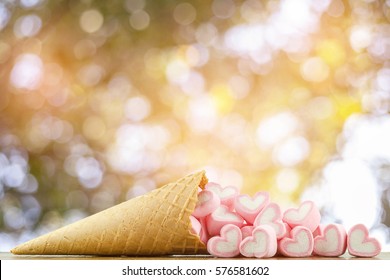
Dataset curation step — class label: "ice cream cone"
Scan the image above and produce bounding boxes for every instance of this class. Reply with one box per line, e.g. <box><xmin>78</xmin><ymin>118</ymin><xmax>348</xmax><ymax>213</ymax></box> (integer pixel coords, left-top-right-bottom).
<box><xmin>11</xmin><ymin>170</ymin><xmax>208</xmax><ymax>255</ymax></box>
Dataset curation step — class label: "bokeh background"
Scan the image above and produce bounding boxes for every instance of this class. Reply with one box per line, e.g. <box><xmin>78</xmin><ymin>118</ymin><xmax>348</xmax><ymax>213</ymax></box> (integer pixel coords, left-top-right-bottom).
<box><xmin>0</xmin><ymin>0</ymin><xmax>389</xmax><ymax>251</ymax></box>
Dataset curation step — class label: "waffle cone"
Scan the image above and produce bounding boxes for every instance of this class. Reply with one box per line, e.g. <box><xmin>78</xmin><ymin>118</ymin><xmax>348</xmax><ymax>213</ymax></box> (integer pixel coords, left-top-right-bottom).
<box><xmin>11</xmin><ymin>171</ymin><xmax>208</xmax><ymax>255</ymax></box>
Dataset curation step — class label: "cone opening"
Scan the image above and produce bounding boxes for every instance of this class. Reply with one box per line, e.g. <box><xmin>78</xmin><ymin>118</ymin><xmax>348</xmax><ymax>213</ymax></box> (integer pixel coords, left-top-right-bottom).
<box><xmin>186</xmin><ymin>171</ymin><xmax>208</xmax><ymax>246</ymax></box>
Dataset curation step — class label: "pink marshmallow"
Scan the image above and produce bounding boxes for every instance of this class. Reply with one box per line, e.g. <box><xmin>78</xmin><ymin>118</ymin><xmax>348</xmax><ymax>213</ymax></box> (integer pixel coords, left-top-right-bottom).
<box><xmin>313</xmin><ymin>223</ymin><xmax>347</xmax><ymax>257</ymax></box>
<box><xmin>206</xmin><ymin>183</ymin><xmax>238</xmax><ymax>209</ymax></box>
<box><xmin>206</xmin><ymin>205</ymin><xmax>245</xmax><ymax>237</ymax></box>
<box><xmin>254</xmin><ymin>202</ymin><xmax>286</xmax><ymax>239</ymax></box>
<box><xmin>189</xmin><ymin>216</ymin><xmax>210</xmax><ymax>245</ymax></box>
<box><xmin>313</xmin><ymin>224</ymin><xmax>326</xmax><ymax>237</ymax></box>
<box><xmin>275</xmin><ymin>224</ymin><xmax>292</xmax><ymax>256</ymax></box>
<box><xmin>189</xmin><ymin>215</ymin><xmax>201</xmax><ymax>236</ymax></box>
<box><xmin>347</xmin><ymin>224</ymin><xmax>381</xmax><ymax>258</ymax></box>
<box><xmin>192</xmin><ymin>189</ymin><xmax>220</xmax><ymax>218</ymax></box>
<box><xmin>241</xmin><ymin>225</ymin><xmax>254</xmax><ymax>240</ymax></box>
<box><xmin>239</xmin><ymin>225</ymin><xmax>277</xmax><ymax>258</ymax></box>
<box><xmin>234</xmin><ymin>191</ymin><xmax>270</xmax><ymax>224</ymax></box>
<box><xmin>282</xmin><ymin>222</ymin><xmax>292</xmax><ymax>238</ymax></box>
<box><xmin>198</xmin><ymin>217</ymin><xmax>209</xmax><ymax>245</ymax></box>
<box><xmin>207</xmin><ymin>224</ymin><xmax>242</xmax><ymax>257</ymax></box>
<box><xmin>282</xmin><ymin>200</ymin><xmax>321</xmax><ymax>232</ymax></box>
<box><xmin>279</xmin><ymin>226</ymin><xmax>314</xmax><ymax>257</ymax></box>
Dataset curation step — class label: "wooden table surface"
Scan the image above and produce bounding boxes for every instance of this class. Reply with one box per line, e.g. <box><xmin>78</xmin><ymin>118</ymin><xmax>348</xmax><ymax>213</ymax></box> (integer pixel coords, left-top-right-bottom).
<box><xmin>1</xmin><ymin>252</ymin><xmax>389</xmax><ymax>260</ymax></box>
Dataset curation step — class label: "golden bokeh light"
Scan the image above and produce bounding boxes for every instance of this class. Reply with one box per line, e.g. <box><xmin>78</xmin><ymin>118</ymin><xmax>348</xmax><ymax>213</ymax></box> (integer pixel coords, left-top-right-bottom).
<box><xmin>0</xmin><ymin>0</ymin><xmax>389</xmax><ymax>250</ymax></box>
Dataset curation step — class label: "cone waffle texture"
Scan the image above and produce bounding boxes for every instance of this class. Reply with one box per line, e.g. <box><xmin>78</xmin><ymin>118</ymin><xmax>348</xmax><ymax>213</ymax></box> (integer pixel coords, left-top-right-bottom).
<box><xmin>11</xmin><ymin>171</ymin><xmax>208</xmax><ymax>255</ymax></box>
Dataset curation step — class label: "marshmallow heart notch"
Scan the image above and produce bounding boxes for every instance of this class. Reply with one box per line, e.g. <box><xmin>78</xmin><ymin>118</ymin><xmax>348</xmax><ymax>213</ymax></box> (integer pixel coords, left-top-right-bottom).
<box><xmin>347</xmin><ymin>224</ymin><xmax>381</xmax><ymax>258</ymax></box>
<box><xmin>234</xmin><ymin>192</ymin><xmax>270</xmax><ymax>224</ymax></box>
<box><xmin>279</xmin><ymin>226</ymin><xmax>314</xmax><ymax>257</ymax></box>
<box><xmin>282</xmin><ymin>201</ymin><xmax>321</xmax><ymax>232</ymax></box>
<box><xmin>239</xmin><ymin>225</ymin><xmax>277</xmax><ymax>258</ymax></box>
<box><xmin>207</xmin><ymin>224</ymin><xmax>242</xmax><ymax>258</ymax></box>
<box><xmin>313</xmin><ymin>224</ymin><xmax>347</xmax><ymax>257</ymax></box>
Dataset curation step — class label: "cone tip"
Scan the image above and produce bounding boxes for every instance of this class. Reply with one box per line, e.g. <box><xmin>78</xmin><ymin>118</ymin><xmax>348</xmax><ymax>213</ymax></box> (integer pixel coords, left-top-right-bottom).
<box><xmin>10</xmin><ymin>247</ymin><xmax>20</xmax><ymax>255</ymax></box>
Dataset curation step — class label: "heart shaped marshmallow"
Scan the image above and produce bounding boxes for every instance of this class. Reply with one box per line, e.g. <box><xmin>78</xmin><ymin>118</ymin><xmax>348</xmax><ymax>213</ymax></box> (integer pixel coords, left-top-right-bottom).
<box><xmin>206</xmin><ymin>205</ymin><xmax>245</xmax><ymax>236</ymax></box>
<box><xmin>283</xmin><ymin>200</ymin><xmax>321</xmax><ymax>232</ymax></box>
<box><xmin>234</xmin><ymin>191</ymin><xmax>270</xmax><ymax>224</ymax></box>
<box><xmin>347</xmin><ymin>224</ymin><xmax>381</xmax><ymax>257</ymax></box>
<box><xmin>239</xmin><ymin>225</ymin><xmax>277</xmax><ymax>258</ymax></box>
<box><xmin>313</xmin><ymin>223</ymin><xmax>347</xmax><ymax>257</ymax></box>
<box><xmin>253</xmin><ymin>202</ymin><xmax>286</xmax><ymax>239</ymax></box>
<box><xmin>192</xmin><ymin>189</ymin><xmax>220</xmax><ymax>218</ymax></box>
<box><xmin>206</xmin><ymin>183</ymin><xmax>238</xmax><ymax>209</ymax></box>
<box><xmin>207</xmin><ymin>224</ymin><xmax>242</xmax><ymax>257</ymax></box>
<box><xmin>279</xmin><ymin>226</ymin><xmax>314</xmax><ymax>257</ymax></box>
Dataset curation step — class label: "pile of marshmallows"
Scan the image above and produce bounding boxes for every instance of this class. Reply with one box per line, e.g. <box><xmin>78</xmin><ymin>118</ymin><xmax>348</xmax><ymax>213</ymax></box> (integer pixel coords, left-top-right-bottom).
<box><xmin>190</xmin><ymin>182</ymin><xmax>382</xmax><ymax>258</ymax></box>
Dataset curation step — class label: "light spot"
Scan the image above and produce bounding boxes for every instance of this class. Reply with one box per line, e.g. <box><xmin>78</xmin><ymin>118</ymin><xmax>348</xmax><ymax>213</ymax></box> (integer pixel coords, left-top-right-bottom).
<box><xmin>124</xmin><ymin>96</ymin><xmax>151</xmax><ymax>122</ymax></box>
<box><xmin>80</xmin><ymin>9</ymin><xmax>104</xmax><ymax>33</ymax></box>
<box><xmin>129</xmin><ymin>10</ymin><xmax>150</xmax><ymax>30</ymax></box>
<box><xmin>39</xmin><ymin>116</ymin><xmax>64</xmax><ymax>141</ymax></box>
<box><xmin>4</xmin><ymin>207</ymin><xmax>25</xmax><ymax>230</ymax></box>
<box><xmin>2</xmin><ymin>164</ymin><xmax>26</xmax><ymax>188</ymax></box>
<box><xmin>180</xmin><ymin>70</ymin><xmax>205</xmax><ymax>96</ymax></box>
<box><xmin>76</xmin><ymin>157</ymin><xmax>103</xmax><ymax>189</ymax></box>
<box><xmin>224</xmin><ymin>24</ymin><xmax>265</xmax><ymax>56</ymax></box>
<box><xmin>185</xmin><ymin>44</ymin><xmax>209</xmax><ymax>67</ymax></box>
<box><xmin>173</xmin><ymin>3</ymin><xmax>196</xmax><ymax>25</ymax></box>
<box><xmin>10</xmin><ymin>54</ymin><xmax>43</xmax><ymax>90</ymax></box>
<box><xmin>256</xmin><ymin>112</ymin><xmax>299</xmax><ymax>147</ymax></box>
<box><xmin>0</xmin><ymin>3</ymin><xmax>11</xmax><ymax>31</ymax></box>
<box><xmin>276</xmin><ymin>168</ymin><xmax>300</xmax><ymax>194</ymax></box>
<box><xmin>273</xmin><ymin>137</ymin><xmax>310</xmax><ymax>166</ymax></box>
<box><xmin>20</xmin><ymin>0</ymin><xmax>43</xmax><ymax>8</ymax></box>
<box><xmin>376</xmin><ymin>68</ymin><xmax>390</xmax><ymax>91</ymax></box>
<box><xmin>14</xmin><ymin>14</ymin><xmax>42</xmax><ymax>38</ymax></box>
<box><xmin>186</xmin><ymin>96</ymin><xmax>218</xmax><ymax>132</ymax></box>
<box><xmin>77</xmin><ymin>64</ymin><xmax>105</xmax><ymax>86</ymax></box>
<box><xmin>195</xmin><ymin>23</ymin><xmax>218</xmax><ymax>46</ymax></box>
<box><xmin>166</xmin><ymin>59</ymin><xmax>190</xmax><ymax>85</ymax></box>
<box><xmin>349</xmin><ymin>25</ymin><xmax>372</xmax><ymax>52</ymax></box>
<box><xmin>300</xmin><ymin>57</ymin><xmax>329</xmax><ymax>82</ymax></box>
